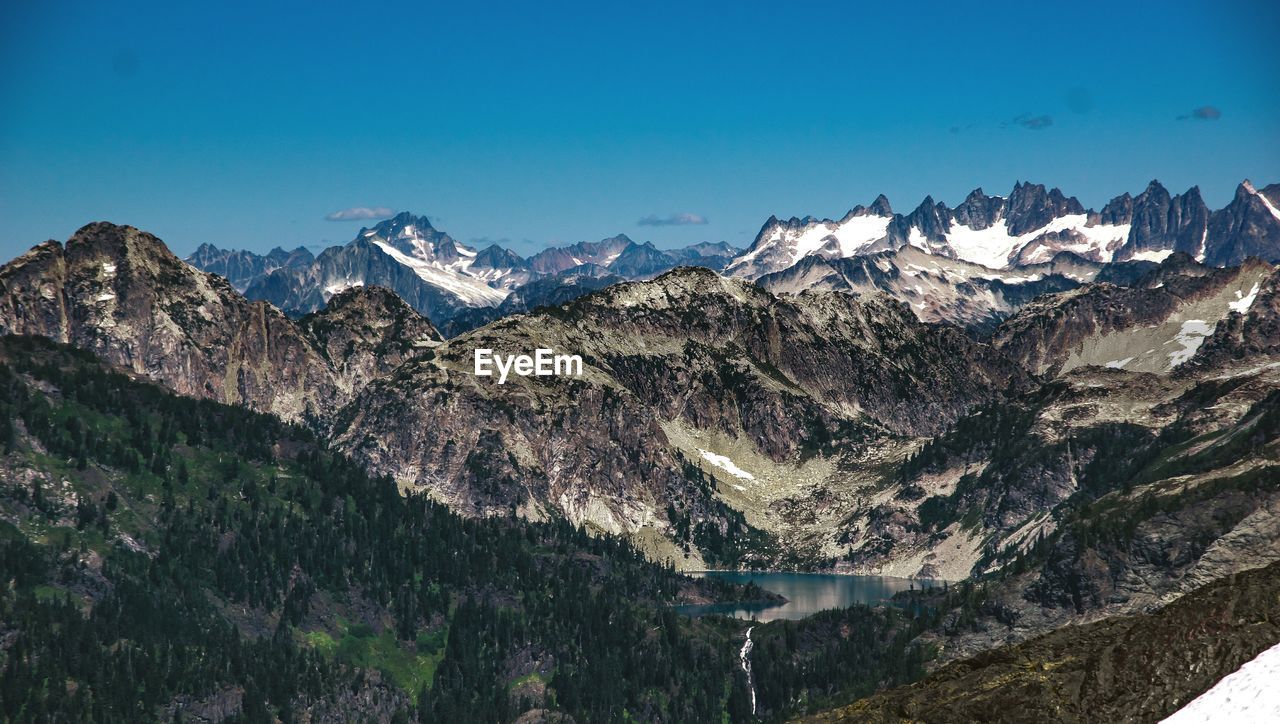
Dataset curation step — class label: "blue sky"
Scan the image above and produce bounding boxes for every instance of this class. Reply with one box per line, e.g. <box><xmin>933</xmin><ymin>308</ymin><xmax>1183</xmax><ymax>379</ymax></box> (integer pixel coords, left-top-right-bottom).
<box><xmin>2</xmin><ymin>0</ymin><xmax>1278</xmax><ymax>260</ymax></box>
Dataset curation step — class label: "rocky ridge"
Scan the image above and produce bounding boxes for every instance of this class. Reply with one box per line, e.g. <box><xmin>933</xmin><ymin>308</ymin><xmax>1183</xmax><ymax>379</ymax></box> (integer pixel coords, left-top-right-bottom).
<box><xmin>0</xmin><ymin>222</ymin><xmax>437</xmax><ymax>422</ymax></box>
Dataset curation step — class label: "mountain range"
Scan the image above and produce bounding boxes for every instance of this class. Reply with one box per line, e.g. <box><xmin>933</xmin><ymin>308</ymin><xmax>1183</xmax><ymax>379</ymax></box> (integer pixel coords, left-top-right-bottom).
<box><xmin>3</xmin><ymin>213</ymin><xmax>1276</xmax><ymax>577</ymax></box>
<box><xmin>187</xmin><ymin>212</ymin><xmax>740</xmax><ymax>331</ymax></box>
<box><xmin>187</xmin><ymin>180</ymin><xmax>1280</xmax><ymax>337</ymax></box>
<box><xmin>1</xmin><ymin>179</ymin><xmax>1278</xmax><ymax>720</ymax></box>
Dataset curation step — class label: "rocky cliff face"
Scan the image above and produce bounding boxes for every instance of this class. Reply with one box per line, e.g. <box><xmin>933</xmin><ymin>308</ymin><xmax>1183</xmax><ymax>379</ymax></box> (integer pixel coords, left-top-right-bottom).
<box><xmin>1113</xmin><ymin>181</ymin><xmax>1210</xmax><ymax>261</ymax></box>
<box><xmin>811</xmin><ymin>250</ymin><xmax>1280</xmax><ymax>593</ymax></box>
<box><xmin>757</xmin><ymin>245</ymin><xmax>1100</xmax><ymax>332</ymax></box>
<box><xmin>0</xmin><ymin>223</ymin><xmax>445</xmax><ymax>423</ymax></box>
<box><xmin>186</xmin><ymin>243</ymin><xmax>315</xmax><ymax>291</ymax></box>
<box><xmin>991</xmin><ymin>255</ymin><xmax>1275</xmax><ymax>376</ymax></box>
<box><xmin>0</xmin><ymin>222</ymin><xmax>340</xmax><ymax>421</ymax></box>
<box><xmin>327</xmin><ymin>267</ymin><xmax>1025</xmax><ymax>565</ymax></box>
<box><xmin>299</xmin><ymin>285</ymin><xmax>441</xmax><ymax>394</ymax></box>
<box><xmin>1204</xmin><ymin>181</ymin><xmax>1280</xmax><ymax>267</ymax></box>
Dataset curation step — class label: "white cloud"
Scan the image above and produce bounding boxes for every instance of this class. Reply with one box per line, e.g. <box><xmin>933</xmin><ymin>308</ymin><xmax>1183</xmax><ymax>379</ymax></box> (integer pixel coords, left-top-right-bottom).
<box><xmin>325</xmin><ymin>206</ymin><xmax>396</xmax><ymax>221</ymax></box>
<box><xmin>638</xmin><ymin>212</ymin><xmax>709</xmax><ymax>227</ymax></box>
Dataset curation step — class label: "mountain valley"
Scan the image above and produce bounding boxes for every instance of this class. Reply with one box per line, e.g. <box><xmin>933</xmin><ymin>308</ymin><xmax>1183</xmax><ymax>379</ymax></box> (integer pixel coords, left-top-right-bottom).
<box><xmin>1</xmin><ymin>180</ymin><xmax>1277</xmax><ymax>721</ymax></box>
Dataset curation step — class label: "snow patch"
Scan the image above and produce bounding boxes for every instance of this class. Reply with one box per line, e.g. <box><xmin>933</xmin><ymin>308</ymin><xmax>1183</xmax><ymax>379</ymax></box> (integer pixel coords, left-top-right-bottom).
<box><xmin>1130</xmin><ymin>249</ymin><xmax>1175</xmax><ymax>263</ymax></box>
<box><xmin>698</xmin><ymin>449</ymin><xmax>755</xmax><ymax>480</ymax></box>
<box><xmin>1104</xmin><ymin>357</ymin><xmax>1134</xmax><ymax>369</ymax></box>
<box><xmin>1161</xmin><ymin>641</ymin><xmax>1280</xmax><ymax>723</ymax></box>
<box><xmin>371</xmin><ymin>240</ymin><xmax>508</xmax><ymax>306</ymax></box>
<box><xmin>943</xmin><ymin>216</ymin><xmax>1128</xmax><ymax>268</ymax></box>
<box><xmin>1167</xmin><ymin>320</ymin><xmax>1216</xmax><ymax>367</ymax></box>
<box><xmin>1229</xmin><ymin>283</ymin><xmax>1260</xmax><ymax>314</ymax></box>
<box><xmin>324</xmin><ymin>279</ymin><xmax>364</xmax><ymax>296</ymax></box>
<box><xmin>979</xmin><ymin>273</ymin><xmax>1043</xmax><ymax>284</ymax></box>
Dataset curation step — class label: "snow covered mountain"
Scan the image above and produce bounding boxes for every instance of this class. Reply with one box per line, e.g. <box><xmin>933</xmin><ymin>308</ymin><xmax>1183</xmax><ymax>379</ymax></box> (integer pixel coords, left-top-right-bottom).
<box><xmin>347</xmin><ymin>212</ymin><xmax>517</xmax><ymax>305</ymax></box>
<box><xmin>189</xmin><ymin>219</ymin><xmax>741</xmax><ymax>329</ymax></box>
<box><xmin>182</xmin><ymin>180</ymin><xmax>1278</xmax><ymax>332</ymax></box>
<box><xmin>725</xmin><ymin>195</ymin><xmax>897</xmax><ymax>280</ymax></box>
<box><xmin>727</xmin><ymin>180</ymin><xmax>1280</xmax><ymax>281</ymax></box>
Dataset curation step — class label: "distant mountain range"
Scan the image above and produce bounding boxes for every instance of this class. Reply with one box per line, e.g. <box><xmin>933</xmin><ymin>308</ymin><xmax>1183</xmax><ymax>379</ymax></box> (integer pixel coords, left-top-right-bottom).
<box><xmin>728</xmin><ymin>179</ymin><xmax>1280</xmax><ymax>278</ymax></box>
<box><xmin>187</xmin><ymin>213</ymin><xmax>740</xmax><ymax>331</ymax></box>
<box><xmin>186</xmin><ymin>180</ymin><xmax>1280</xmax><ymax>336</ymax></box>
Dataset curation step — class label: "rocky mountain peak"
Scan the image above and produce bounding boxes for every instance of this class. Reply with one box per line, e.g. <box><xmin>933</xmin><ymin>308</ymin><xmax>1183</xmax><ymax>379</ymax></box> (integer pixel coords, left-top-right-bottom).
<box><xmin>897</xmin><ymin>196</ymin><xmax>953</xmax><ymax>246</ymax></box>
<box><xmin>953</xmin><ymin>187</ymin><xmax>1006</xmax><ymax>231</ymax></box>
<box><xmin>358</xmin><ymin>211</ymin><xmax>469</xmax><ymax>264</ymax></box>
<box><xmin>376</xmin><ymin>210</ymin><xmax>434</xmax><ymax>233</ymax></box>
<box><xmin>311</xmin><ymin>284</ymin><xmax>440</xmax><ymax>337</ymax></box>
<box><xmin>300</xmin><ymin>285</ymin><xmax>441</xmax><ymax>390</ymax></box>
<box><xmin>471</xmin><ymin>244</ymin><xmax>530</xmax><ymax>272</ymax></box>
<box><xmin>869</xmin><ymin>194</ymin><xmax>893</xmax><ymax>216</ymax></box>
<box><xmin>0</xmin><ymin>222</ymin><xmax>342</xmax><ymax>421</ymax></box>
<box><xmin>1097</xmin><ymin>192</ymin><xmax>1134</xmax><ymax>226</ymax></box>
<box><xmin>1203</xmin><ymin>180</ymin><xmax>1280</xmax><ymax>266</ymax></box>
<box><xmin>1005</xmin><ymin>181</ymin><xmax>1086</xmax><ymax>236</ymax></box>
<box><xmin>67</xmin><ymin>221</ymin><xmax>175</xmax><ymax>265</ymax></box>
<box><xmin>679</xmin><ymin>241</ymin><xmax>738</xmax><ymax>257</ymax></box>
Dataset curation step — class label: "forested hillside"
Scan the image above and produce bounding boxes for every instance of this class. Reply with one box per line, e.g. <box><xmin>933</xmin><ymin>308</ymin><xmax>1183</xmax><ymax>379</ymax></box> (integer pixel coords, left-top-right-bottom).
<box><xmin>0</xmin><ymin>336</ymin><xmax>943</xmax><ymax>722</ymax></box>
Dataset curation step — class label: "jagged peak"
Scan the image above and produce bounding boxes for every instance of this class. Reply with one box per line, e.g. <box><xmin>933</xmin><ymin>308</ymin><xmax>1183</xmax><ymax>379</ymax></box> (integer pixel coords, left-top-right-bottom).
<box><xmin>388</xmin><ymin>210</ymin><xmax>432</xmax><ymax>228</ymax></box>
<box><xmin>472</xmin><ymin>244</ymin><xmax>528</xmax><ymax>269</ymax></box>
<box><xmin>360</xmin><ymin>211</ymin><xmax>437</xmax><ymax>240</ymax></box>
<box><xmin>869</xmin><ymin>194</ymin><xmax>893</xmax><ymax>216</ymax></box>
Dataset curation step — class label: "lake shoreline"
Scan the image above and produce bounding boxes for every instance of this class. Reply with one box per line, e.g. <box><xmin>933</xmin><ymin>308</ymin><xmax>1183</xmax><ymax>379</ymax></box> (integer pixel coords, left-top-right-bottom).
<box><xmin>675</xmin><ymin>570</ymin><xmax>945</xmax><ymax>622</ymax></box>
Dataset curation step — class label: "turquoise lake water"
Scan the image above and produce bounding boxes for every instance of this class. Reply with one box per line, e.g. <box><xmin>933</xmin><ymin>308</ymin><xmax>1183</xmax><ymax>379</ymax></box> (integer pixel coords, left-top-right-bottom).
<box><xmin>675</xmin><ymin>571</ymin><xmax>940</xmax><ymax>622</ymax></box>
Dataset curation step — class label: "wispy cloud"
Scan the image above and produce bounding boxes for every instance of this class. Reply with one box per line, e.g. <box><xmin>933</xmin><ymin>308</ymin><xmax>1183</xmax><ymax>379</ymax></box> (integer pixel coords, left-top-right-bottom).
<box><xmin>637</xmin><ymin>212</ymin><xmax>708</xmax><ymax>227</ymax></box>
<box><xmin>1177</xmin><ymin>105</ymin><xmax>1221</xmax><ymax>121</ymax></box>
<box><xmin>325</xmin><ymin>206</ymin><xmax>395</xmax><ymax>221</ymax></box>
<box><xmin>1004</xmin><ymin>113</ymin><xmax>1054</xmax><ymax>131</ymax></box>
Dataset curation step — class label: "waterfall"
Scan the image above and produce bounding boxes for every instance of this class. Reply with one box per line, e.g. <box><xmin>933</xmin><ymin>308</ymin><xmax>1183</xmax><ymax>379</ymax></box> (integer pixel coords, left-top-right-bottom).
<box><xmin>740</xmin><ymin>625</ymin><xmax>757</xmax><ymax>717</ymax></box>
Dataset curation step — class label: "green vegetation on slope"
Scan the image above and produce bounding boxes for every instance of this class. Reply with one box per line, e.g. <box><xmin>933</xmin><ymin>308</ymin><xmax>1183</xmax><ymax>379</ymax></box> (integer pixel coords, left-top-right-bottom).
<box><xmin>0</xmin><ymin>336</ymin><xmax>948</xmax><ymax>722</ymax></box>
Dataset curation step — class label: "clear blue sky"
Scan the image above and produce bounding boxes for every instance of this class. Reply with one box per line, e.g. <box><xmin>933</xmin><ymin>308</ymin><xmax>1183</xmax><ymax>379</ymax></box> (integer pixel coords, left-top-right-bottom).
<box><xmin>2</xmin><ymin>0</ymin><xmax>1278</xmax><ymax>260</ymax></box>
